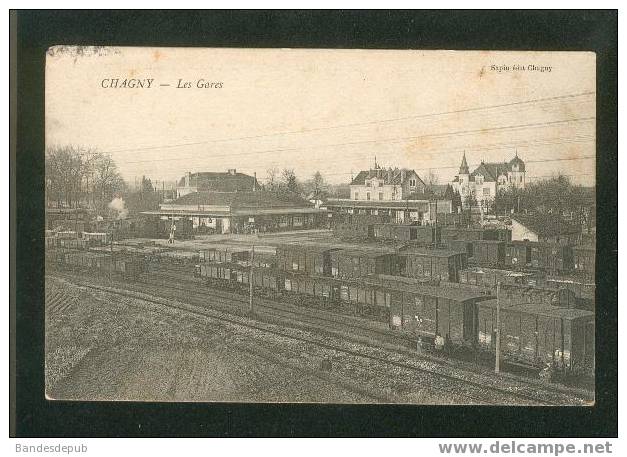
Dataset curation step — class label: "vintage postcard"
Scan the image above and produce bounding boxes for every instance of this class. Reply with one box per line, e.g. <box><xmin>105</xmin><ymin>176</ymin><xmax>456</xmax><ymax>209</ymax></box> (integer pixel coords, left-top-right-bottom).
<box><xmin>44</xmin><ymin>47</ymin><xmax>595</xmax><ymax>405</ymax></box>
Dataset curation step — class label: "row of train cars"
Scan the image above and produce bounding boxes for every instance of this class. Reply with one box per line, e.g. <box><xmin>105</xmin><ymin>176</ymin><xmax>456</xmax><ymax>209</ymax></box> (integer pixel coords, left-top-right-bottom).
<box><xmin>45</xmin><ymin>225</ymin><xmax>596</xmax><ymax>377</ymax></box>
<box><xmin>334</xmin><ymin>217</ymin><xmax>596</xmax><ymax>281</ymax></box>
<box><xmin>195</xmin><ymin>237</ymin><xmax>595</xmax><ymax>376</ymax></box>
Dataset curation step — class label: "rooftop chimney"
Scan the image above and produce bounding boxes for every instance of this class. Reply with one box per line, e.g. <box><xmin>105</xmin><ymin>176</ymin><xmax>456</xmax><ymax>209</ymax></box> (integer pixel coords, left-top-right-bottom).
<box><xmin>228</xmin><ymin>168</ymin><xmax>237</xmax><ymax>175</ymax></box>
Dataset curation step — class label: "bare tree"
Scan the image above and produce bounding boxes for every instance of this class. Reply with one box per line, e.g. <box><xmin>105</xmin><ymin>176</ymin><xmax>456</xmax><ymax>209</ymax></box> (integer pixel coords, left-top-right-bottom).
<box><xmin>92</xmin><ymin>153</ymin><xmax>125</xmax><ymax>213</ymax></box>
<box><xmin>45</xmin><ymin>145</ymin><xmax>86</xmax><ymax>208</ymax></box>
<box><xmin>311</xmin><ymin>171</ymin><xmax>327</xmax><ymax>198</ymax></box>
<box><xmin>266</xmin><ymin>167</ymin><xmax>280</xmax><ymax>191</ymax></box>
<box><xmin>281</xmin><ymin>168</ymin><xmax>300</xmax><ymax>194</ymax></box>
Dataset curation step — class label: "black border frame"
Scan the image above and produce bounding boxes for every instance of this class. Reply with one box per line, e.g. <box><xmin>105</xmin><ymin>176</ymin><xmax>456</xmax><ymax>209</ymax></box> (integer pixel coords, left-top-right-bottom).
<box><xmin>12</xmin><ymin>10</ymin><xmax>618</xmax><ymax>437</ymax></box>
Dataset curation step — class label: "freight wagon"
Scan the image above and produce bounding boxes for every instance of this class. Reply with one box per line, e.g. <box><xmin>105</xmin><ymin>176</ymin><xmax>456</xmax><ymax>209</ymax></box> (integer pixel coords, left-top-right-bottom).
<box><xmin>198</xmin><ymin>261</ymin><xmax>283</xmax><ymax>297</ymax></box>
<box><xmin>193</xmin><ymin>256</ymin><xmax>595</xmax><ymax>375</ymax></box>
<box><xmin>81</xmin><ymin>232</ymin><xmax>110</xmax><ymax>246</ymax></box>
<box><xmin>275</xmin><ymin>243</ymin><xmax>341</xmax><ymax>276</ymax></box>
<box><xmin>470</xmin><ymin>240</ymin><xmax>506</xmax><ymax>267</ymax></box>
<box><xmin>372</xmin><ymin>223</ymin><xmax>440</xmax><ymax>245</ymax></box>
<box><xmin>441</xmin><ymin>227</ymin><xmax>485</xmax><ymax>242</ymax></box>
<box><xmin>572</xmin><ymin>244</ymin><xmax>595</xmax><ymax>280</ymax></box>
<box><xmin>460</xmin><ymin>267</ymin><xmax>541</xmax><ymax>288</ymax></box>
<box><xmin>529</xmin><ymin>242</ymin><xmax>573</xmax><ymax>275</ymax></box>
<box><xmin>45</xmin><ymin>236</ymin><xmax>57</xmax><ymax>250</ymax></box>
<box><xmin>482</xmin><ymin>228</ymin><xmax>512</xmax><ymax>242</ymax></box>
<box><xmin>504</xmin><ymin>240</ymin><xmax>532</xmax><ymax>268</ymax></box>
<box><xmin>330</xmin><ymin>247</ymin><xmax>401</xmax><ymax>280</ymax></box>
<box><xmin>280</xmin><ymin>273</ymin><xmax>403</xmax><ymax>320</ymax></box>
<box><xmin>57</xmin><ymin>238</ymin><xmax>90</xmax><ymax>250</ymax></box>
<box><xmin>400</xmin><ymin>247</ymin><xmax>467</xmax><ymax>282</ymax></box>
<box><xmin>199</xmin><ymin>248</ymin><xmax>250</xmax><ymax>263</ymax></box>
<box><xmin>51</xmin><ymin>250</ymin><xmax>145</xmax><ymax>280</ymax></box>
<box><xmin>374</xmin><ymin>275</ymin><xmax>493</xmax><ymax>347</ymax></box>
<box><xmin>332</xmin><ymin>214</ymin><xmax>387</xmax><ymax>240</ymax></box>
<box><xmin>477</xmin><ymin>300</ymin><xmax>594</xmax><ymax>371</ymax></box>
<box><xmin>436</xmin><ymin>212</ymin><xmax>470</xmax><ymax>227</ymax></box>
<box><xmin>447</xmin><ymin>239</ymin><xmax>474</xmax><ymax>258</ymax></box>
<box><xmin>543</xmin><ymin>277</ymin><xmax>596</xmax><ymax>310</ymax></box>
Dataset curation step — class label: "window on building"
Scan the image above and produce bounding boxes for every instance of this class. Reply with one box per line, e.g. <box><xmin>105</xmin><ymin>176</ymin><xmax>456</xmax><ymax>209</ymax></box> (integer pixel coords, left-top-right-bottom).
<box><xmin>379</xmin><ymin>192</ymin><xmax>384</xmax><ymax>200</ymax></box>
<box><xmin>354</xmin><ymin>192</ymin><xmax>359</xmax><ymax>200</ymax></box>
<box><xmin>519</xmin><ymin>176</ymin><xmax>523</xmax><ymax>183</ymax></box>
<box><xmin>378</xmin><ymin>182</ymin><xmax>383</xmax><ymax>187</ymax></box>
<box><xmin>409</xmin><ymin>179</ymin><xmax>416</xmax><ymax>187</ymax></box>
<box><xmin>483</xmin><ymin>188</ymin><xmax>491</xmax><ymax>196</ymax></box>
<box><xmin>366</xmin><ymin>192</ymin><xmax>371</xmax><ymax>200</ymax></box>
<box><xmin>476</xmin><ymin>175</ymin><xmax>483</xmax><ymax>184</ymax></box>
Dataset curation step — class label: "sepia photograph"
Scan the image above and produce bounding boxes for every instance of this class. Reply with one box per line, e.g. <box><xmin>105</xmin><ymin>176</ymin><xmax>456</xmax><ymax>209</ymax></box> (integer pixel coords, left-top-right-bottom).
<box><xmin>43</xmin><ymin>47</ymin><xmax>597</xmax><ymax>406</ymax></box>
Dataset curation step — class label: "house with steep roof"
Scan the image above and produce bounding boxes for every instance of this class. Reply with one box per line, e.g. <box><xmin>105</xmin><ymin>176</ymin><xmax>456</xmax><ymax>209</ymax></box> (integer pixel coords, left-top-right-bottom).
<box><xmin>452</xmin><ymin>152</ymin><xmax>526</xmax><ymax>209</ymax></box>
<box><xmin>349</xmin><ymin>161</ymin><xmax>426</xmax><ymax>202</ymax></box>
<box><xmin>326</xmin><ymin>160</ymin><xmax>452</xmax><ymax>224</ymax></box>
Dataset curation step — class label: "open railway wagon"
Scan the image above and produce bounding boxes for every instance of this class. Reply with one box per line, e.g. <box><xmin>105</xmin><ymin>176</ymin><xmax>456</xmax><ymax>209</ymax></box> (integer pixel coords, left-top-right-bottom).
<box><xmin>50</xmin><ymin>249</ymin><xmax>146</xmax><ymax>281</ymax></box>
<box><xmin>477</xmin><ymin>300</ymin><xmax>594</xmax><ymax>375</ymax></box>
<box><xmin>542</xmin><ymin>276</ymin><xmax>596</xmax><ymax>311</ymax></box>
<box><xmin>460</xmin><ymin>267</ymin><xmax>544</xmax><ymax>288</ymax></box>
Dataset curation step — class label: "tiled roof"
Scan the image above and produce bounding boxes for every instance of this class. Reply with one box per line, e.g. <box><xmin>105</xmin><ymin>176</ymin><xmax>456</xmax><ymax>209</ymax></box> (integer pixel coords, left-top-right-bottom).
<box><xmin>177</xmin><ymin>171</ymin><xmax>257</xmax><ymax>190</ymax></box>
<box><xmin>172</xmin><ymin>191</ymin><xmax>313</xmax><ymax>209</ymax></box>
<box><xmin>350</xmin><ymin>168</ymin><xmax>424</xmax><ymax>187</ymax></box>
<box><xmin>470</xmin><ymin>162</ymin><xmax>511</xmax><ymax>182</ymax></box>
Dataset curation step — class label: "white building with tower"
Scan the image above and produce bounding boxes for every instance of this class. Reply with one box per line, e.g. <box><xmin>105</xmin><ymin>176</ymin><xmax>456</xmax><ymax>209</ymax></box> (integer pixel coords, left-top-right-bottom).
<box><xmin>451</xmin><ymin>152</ymin><xmax>526</xmax><ymax>209</ymax></box>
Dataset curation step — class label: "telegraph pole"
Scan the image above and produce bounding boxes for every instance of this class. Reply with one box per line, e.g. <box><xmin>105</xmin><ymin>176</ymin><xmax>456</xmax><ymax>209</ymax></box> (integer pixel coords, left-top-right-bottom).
<box><xmin>109</xmin><ymin>227</ymin><xmax>114</xmax><ymax>281</ymax></box>
<box><xmin>495</xmin><ymin>281</ymin><xmax>501</xmax><ymax>374</ymax></box>
<box><xmin>249</xmin><ymin>245</ymin><xmax>255</xmax><ymax>313</ymax></box>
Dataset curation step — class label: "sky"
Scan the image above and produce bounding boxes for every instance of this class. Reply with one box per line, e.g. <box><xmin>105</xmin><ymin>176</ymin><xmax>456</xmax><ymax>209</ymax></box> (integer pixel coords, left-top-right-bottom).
<box><xmin>45</xmin><ymin>48</ymin><xmax>596</xmax><ymax>187</ymax></box>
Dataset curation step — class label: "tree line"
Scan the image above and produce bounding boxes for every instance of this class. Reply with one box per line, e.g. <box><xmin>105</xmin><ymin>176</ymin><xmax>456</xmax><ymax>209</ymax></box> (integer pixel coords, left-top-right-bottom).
<box><xmin>264</xmin><ymin>167</ymin><xmax>349</xmax><ymax>199</ymax></box>
<box><xmin>45</xmin><ymin>145</ymin><xmax>125</xmax><ymax>212</ymax></box>
<box><xmin>492</xmin><ymin>175</ymin><xmax>595</xmax><ymax>227</ymax></box>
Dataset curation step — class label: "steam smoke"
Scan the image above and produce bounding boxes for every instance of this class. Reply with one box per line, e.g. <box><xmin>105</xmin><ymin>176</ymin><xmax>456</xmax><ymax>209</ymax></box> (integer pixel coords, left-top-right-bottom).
<box><xmin>108</xmin><ymin>197</ymin><xmax>128</xmax><ymax>220</ymax></box>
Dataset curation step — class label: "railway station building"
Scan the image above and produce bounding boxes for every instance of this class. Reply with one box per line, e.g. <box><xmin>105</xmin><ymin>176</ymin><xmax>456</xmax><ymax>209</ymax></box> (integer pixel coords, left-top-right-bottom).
<box><xmin>141</xmin><ymin>189</ymin><xmax>329</xmax><ymax>235</ymax></box>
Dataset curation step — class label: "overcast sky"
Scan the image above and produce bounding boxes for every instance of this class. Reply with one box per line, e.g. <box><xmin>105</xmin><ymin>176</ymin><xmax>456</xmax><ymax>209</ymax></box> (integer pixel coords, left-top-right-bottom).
<box><xmin>46</xmin><ymin>48</ymin><xmax>596</xmax><ymax>187</ymax></box>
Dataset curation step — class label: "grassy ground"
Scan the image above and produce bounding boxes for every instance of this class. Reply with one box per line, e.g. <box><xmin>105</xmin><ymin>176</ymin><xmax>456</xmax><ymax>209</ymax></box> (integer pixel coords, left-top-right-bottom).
<box><xmin>45</xmin><ymin>276</ymin><xmax>371</xmax><ymax>403</ymax></box>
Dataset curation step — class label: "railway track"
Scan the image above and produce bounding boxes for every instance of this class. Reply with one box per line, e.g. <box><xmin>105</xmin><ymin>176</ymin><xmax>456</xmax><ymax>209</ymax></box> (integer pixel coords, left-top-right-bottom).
<box><xmin>50</xmin><ymin>270</ymin><xmax>590</xmax><ymax>405</ymax></box>
<box><xmin>143</xmin><ymin>267</ymin><xmax>593</xmax><ymax>400</ymax></box>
